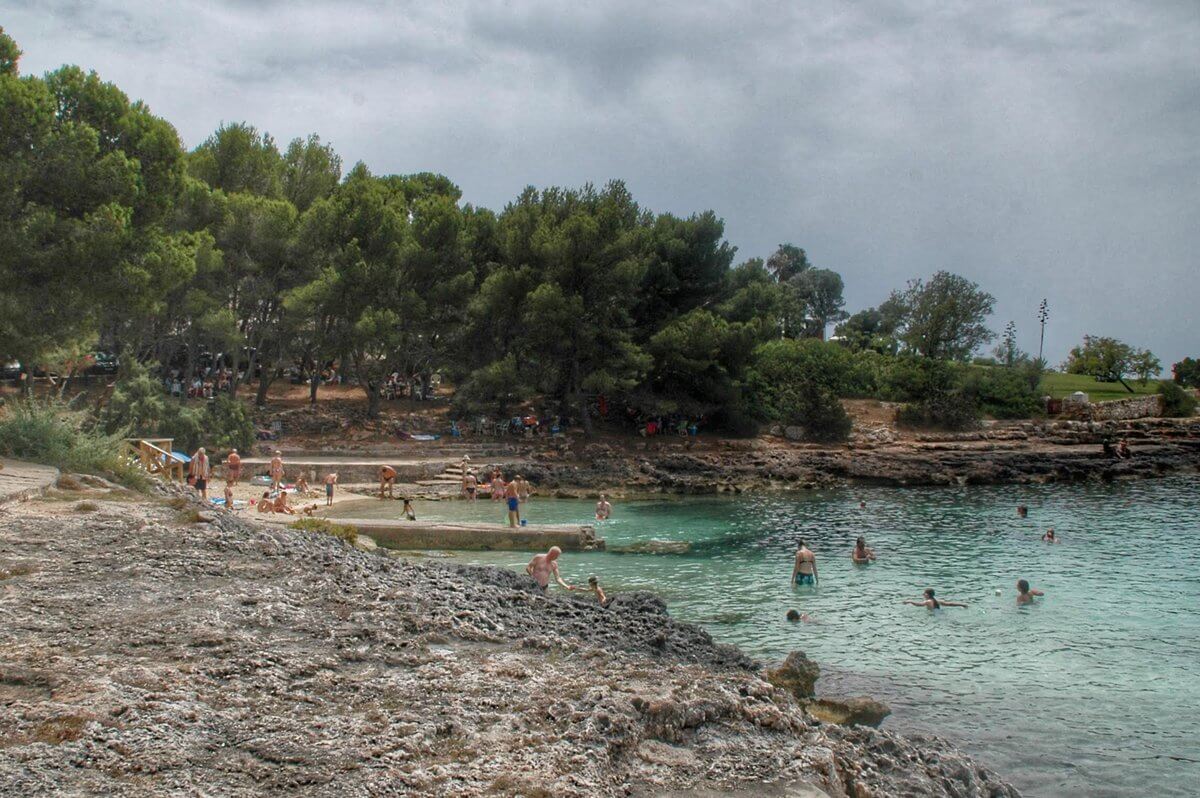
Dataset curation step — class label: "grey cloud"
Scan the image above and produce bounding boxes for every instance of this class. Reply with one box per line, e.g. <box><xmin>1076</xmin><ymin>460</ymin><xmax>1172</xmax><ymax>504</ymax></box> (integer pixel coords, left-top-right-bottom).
<box><xmin>4</xmin><ymin>0</ymin><xmax>1198</xmax><ymax>364</ymax></box>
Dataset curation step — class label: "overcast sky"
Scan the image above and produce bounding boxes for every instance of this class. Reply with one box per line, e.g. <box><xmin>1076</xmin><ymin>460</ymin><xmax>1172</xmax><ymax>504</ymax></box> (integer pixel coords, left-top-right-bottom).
<box><xmin>7</xmin><ymin>1</ymin><xmax>1198</xmax><ymax>367</ymax></box>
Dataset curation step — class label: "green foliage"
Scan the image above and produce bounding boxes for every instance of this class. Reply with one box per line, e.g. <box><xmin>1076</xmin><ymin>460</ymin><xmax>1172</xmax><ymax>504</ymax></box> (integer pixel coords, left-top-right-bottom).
<box><xmin>0</xmin><ymin>27</ymin><xmax>20</xmax><ymax>76</ymax></box>
<box><xmin>100</xmin><ymin>361</ymin><xmax>254</xmax><ymax>452</ymax></box>
<box><xmin>1065</xmin><ymin>335</ymin><xmax>1160</xmax><ymax>390</ymax></box>
<box><xmin>187</xmin><ymin>122</ymin><xmax>283</xmax><ymax>197</ymax></box>
<box><xmin>963</xmin><ymin>366</ymin><xmax>1041</xmax><ymax>419</ymax></box>
<box><xmin>746</xmin><ymin>339</ymin><xmax>852</xmax><ymax>441</ymax></box>
<box><xmin>0</xmin><ymin>400</ymin><xmax>147</xmax><ymax>487</ymax></box>
<box><xmin>891</xmin><ymin>358</ymin><xmax>980</xmax><ymax>430</ymax></box>
<box><xmin>289</xmin><ymin>517</ymin><xmax>358</xmax><ymax>546</ymax></box>
<box><xmin>1158</xmin><ymin>380</ymin><xmax>1197</xmax><ymax>418</ymax></box>
<box><xmin>891</xmin><ymin>272</ymin><xmax>996</xmax><ymax>360</ymax></box>
<box><xmin>454</xmin><ymin>354</ymin><xmax>527</xmax><ymax>415</ymax></box>
<box><xmin>1172</xmin><ymin>357</ymin><xmax>1199</xmax><ymax>388</ymax></box>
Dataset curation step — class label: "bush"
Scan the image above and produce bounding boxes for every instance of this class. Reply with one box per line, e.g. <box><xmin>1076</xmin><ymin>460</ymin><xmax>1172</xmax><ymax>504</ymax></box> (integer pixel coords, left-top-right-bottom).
<box><xmin>0</xmin><ymin>400</ymin><xmax>148</xmax><ymax>488</ymax></box>
<box><xmin>893</xmin><ymin>359</ymin><xmax>980</xmax><ymax>431</ymax></box>
<box><xmin>1158</xmin><ymin>380</ymin><xmax>1197</xmax><ymax>418</ymax></box>
<box><xmin>964</xmin><ymin>366</ymin><xmax>1040</xmax><ymax>419</ymax></box>
<box><xmin>290</xmin><ymin>517</ymin><xmax>358</xmax><ymax>546</ymax></box>
<box><xmin>745</xmin><ymin>339</ymin><xmax>853</xmax><ymax>442</ymax></box>
<box><xmin>100</xmin><ymin>361</ymin><xmax>255</xmax><ymax>453</ymax></box>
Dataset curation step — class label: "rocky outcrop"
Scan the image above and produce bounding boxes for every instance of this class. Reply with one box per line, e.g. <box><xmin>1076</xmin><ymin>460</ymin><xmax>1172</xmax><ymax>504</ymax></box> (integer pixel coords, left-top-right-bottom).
<box><xmin>765</xmin><ymin>651</ymin><xmax>821</xmax><ymax>699</ymax></box>
<box><xmin>807</xmin><ymin>696</ymin><xmax>892</xmax><ymax>728</ymax></box>
<box><xmin>513</xmin><ymin>417</ymin><xmax>1200</xmax><ymax>493</ymax></box>
<box><xmin>0</xmin><ymin>483</ymin><xmax>1019</xmax><ymax>797</ymax></box>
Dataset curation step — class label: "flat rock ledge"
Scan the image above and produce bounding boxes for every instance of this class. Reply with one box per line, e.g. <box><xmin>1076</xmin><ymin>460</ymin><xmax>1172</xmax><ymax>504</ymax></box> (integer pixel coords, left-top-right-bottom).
<box><xmin>0</xmin><ymin>481</ymin><xmax>1019</xmax><ymax>797</ymax></box>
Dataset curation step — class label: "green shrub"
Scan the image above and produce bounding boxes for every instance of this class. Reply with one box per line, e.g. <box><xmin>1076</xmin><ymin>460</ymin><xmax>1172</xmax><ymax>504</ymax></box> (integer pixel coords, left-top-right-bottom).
<box><xmin>964</xmin><ymin>366</ymin><xmax>1040</xmax><ymax>419</ymax></box>
<box><xmin>745</xmin><ymin>339</ymin><xmax>853</xmax><ymax>442</ymax></box>
<box><xmin>1158</xmin><ymin>380</ymin><xmax>1197</xmax><ymax>418</ymax></box>
<box><xmin>290</xmin><ymin>518</ymin><xmax>359</xmax><ymax>546</ymax></box>
<box><xmin>100</xmin><ymin>361</ymin><xmax>255</xmax><ymax>453</ymax></box>
<box><xmin>0</xmin><ymin>400</ymin><xmax>148</xmax><ymax>488</ymax></box>
<box><xmin>893</xmin><ymin>359</ymin><xmax>980</xmax><ymax>430</ymax></box>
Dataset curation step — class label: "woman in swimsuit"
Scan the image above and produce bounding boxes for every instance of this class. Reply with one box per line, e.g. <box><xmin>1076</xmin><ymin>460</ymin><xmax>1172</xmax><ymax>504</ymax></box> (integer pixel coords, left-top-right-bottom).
<box><xmin>904</xmin><ymin>588</ymin><xmax>967</xmax><ymax>610</ymax></box>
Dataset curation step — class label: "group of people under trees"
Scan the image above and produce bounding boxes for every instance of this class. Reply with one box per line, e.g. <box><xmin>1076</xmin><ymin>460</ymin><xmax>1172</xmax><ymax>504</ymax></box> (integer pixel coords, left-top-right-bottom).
<box><xmin>788</xmin><ymin>503</ymin><xmax>1051</xmax><ymax>614</ymax></box>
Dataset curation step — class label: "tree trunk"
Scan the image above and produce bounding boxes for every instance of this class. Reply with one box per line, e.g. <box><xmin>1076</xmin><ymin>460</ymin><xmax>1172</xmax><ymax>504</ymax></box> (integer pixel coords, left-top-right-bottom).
<box><xmin>255</xmin><ymin>366</ymin><xmax>273</xmax><ymax>408</ymax></box>
<box><xmin>309</xmin><ymin>370</ymin><xmax>319</xmax><ymax>405</ymax></box>
<box><xmin>366</xmin><ymin>382</ymin><xmax>381</xmax><ymax>418</ymax></box>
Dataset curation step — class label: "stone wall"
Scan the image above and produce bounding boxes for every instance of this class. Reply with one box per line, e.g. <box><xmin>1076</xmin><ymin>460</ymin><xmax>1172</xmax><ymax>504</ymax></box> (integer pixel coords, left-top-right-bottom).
<box><xmin>1089</xmin><ymin>394</ymin><xmax>1163</xmax><ymax>421</ymax></box>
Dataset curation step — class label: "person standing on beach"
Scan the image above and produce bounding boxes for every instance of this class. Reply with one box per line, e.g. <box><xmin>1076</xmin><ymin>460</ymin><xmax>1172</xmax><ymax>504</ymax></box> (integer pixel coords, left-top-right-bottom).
<box><xmin>225</xmin><ymin>448</ymin><xmax>242</xmax><ymax>485</ymax></box>
<box><xmin>190</xmin><ymin>447</ymin><xmax>211</xmax><ymax>501</ymax></box>
<box><xmin>379</xmin><ymin>465</ymin><xmax>396</xmax><ymax>499</ymax></box>
<box><xmin>792</xmin><ymin>540</ymin><xmax>818</xmax><ymax>586</ymax></box>
<box><xmin>462</xmin><ymin>470</ymin><xmax>478</xmax><ymax>501</ymax></box>
<box><xmin>324</xmin><ymin>472</ymin><xmax>338</xmax><ymax>507</ymax></box>
<box><xmin>595</xmin><ymin>495</ymin><xmax>612</xmax><ymax>520</ymax></box>
<box><xmin>1016</xmin><ymin>579</ymin><xmax>1044</xmax><ymax>605</ymax></box>
<box><xmin>525</xmin><ymin>546</ymin><xmax>574</xmax><ymax>593</ymax></box>
<box><xmin>505</xmin><ymin>478</ymin><xmax>521</xmax><ymax>527</ymax></box>
<box><xmin>269</xmin><ymin>451</ymin><xmax>285</xmax><ymax>491</ymax></box>
<box><xmin>904</xmin><ymin>588</ymin><xmax>967</xmax><ymax>610</ymax></box>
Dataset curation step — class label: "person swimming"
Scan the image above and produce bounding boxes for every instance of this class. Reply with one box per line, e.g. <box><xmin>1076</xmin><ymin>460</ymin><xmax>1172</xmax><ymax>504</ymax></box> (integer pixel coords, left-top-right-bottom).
<box><xmin>1017</xmin><ymin>505</ymin><xmax>1029</xmax><ymax>518</ymax></box>
<box><xmin>851</xmin><ymin>536</ymin><xmax>876</xmax><ymax>564</ymax></box>
<box><xmin>1016</xmin><ymin>579</ymin><xmax>1044</xmax><ymax>605</ymax></box>
<box><xmin>786</xmin><ymin>609</ymin><xmax>816</xmax><ymax>623</ymax></box>
<box><xmin>904</xmin><ymin>588</ymin><xmax>967</xmax><ymax>610</ymax></box>
<box><xmin>1041</xmin><ymin>528</ymin><xmax>1059</xmax><ymax>543</ymax></box>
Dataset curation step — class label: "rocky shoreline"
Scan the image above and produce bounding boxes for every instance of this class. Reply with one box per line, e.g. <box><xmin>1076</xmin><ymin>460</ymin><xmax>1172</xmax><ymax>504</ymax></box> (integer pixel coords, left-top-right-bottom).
<box><xmin>0</xmin><ymin>480</ymin><xmax>1018</xmax><ymax>796</ymax></box>
<box><xmin>506</xmin><ymin>417</ymin><xmax>1200</xmax><ymax>496</ymax></box>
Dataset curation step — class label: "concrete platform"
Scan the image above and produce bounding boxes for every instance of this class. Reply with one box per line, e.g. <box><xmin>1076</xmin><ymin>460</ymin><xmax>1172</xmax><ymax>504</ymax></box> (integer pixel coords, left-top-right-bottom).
<box><xmin>0</xmin><ymin>458</ymin><xmax>60</xmax><ymax>505</ymax></box>
<box><xmin>340</xmin><ymin>519</ymin><xmax>604</xmax><ymax>552</ymax></box>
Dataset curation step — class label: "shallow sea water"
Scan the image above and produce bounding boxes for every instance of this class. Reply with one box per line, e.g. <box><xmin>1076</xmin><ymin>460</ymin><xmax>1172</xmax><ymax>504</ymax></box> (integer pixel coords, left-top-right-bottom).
<box><xmin>330</xmin><ymin>476</ymin><xmax>1200</xmax><ymax>797</ymax></box>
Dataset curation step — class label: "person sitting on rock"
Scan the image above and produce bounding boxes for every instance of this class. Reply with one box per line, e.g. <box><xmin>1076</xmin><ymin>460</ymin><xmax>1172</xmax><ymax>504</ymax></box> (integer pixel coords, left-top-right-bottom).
<box><xmin>1016</xmin><ymin>579</ymin><xmax>1044</xmax><ymax>606</ymax></box>
<box><xmin>904</xmin><ymin>588</ymin><xmax>967</xmax><ymax>610</ymax></box>
<box><xmin>256</xmin><ymin>491</ymin><xmax>274</xmax><ymax>514</ymax></box>
<box><xmin>851</xmin><ymin>536</ymin><xmax>876</xmax><ymax>564</ymax></box>
<box><xmin>525</xmin><ymin>546</ymin><xmax>574</xmax><ymax>594</ymax></box>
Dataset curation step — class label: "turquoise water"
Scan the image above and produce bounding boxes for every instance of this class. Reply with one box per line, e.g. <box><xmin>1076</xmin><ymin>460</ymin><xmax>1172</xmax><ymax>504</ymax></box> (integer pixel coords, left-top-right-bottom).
<box><xmin>331</xmin><ymin>477</ymin><xmax>1200</xmax><ymax>797</ymax></box>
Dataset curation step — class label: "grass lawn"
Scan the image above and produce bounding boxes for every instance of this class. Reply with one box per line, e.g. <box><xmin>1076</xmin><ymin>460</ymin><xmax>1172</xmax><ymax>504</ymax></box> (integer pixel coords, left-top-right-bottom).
<box><xmin>1038</xmin><ymin>371</ymin><xmax>1159</xmax><ymax>403</ymax></box>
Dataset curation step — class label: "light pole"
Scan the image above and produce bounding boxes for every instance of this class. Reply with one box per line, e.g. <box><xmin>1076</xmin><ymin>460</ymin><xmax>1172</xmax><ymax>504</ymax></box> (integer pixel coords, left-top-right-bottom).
<box><xmin>1037</xmin><ymin>299</ymin><xmax>1049</xmax><ymax>364</ymax></box>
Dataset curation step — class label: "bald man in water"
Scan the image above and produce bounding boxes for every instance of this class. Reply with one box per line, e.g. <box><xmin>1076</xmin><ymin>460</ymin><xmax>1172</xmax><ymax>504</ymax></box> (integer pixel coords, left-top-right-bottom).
<box><xmin>525</xmin><ymin>546</ymin><xmax>574</xmax><ymax>593</ymax></box>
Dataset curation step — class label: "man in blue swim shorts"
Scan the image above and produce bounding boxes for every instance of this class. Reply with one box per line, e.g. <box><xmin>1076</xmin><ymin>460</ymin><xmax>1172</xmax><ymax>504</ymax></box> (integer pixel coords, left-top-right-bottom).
<box><xmin>505</xmin><ymin>479</ymin><xmax>521</xmax><ymax>527</ymax></box>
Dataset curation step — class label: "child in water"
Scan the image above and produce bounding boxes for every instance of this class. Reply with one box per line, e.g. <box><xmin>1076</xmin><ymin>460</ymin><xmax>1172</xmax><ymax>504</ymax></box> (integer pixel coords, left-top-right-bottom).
<box><xmin>1041</xmin><ymin>528</ymin><xmax>1059</xmax><ymax>543</ymax></box>
<box><xmin>1016</xmin><ymin>579</ymin><xmax>1044</xmax><ymax>605</ymax></box>
<box><xmin>904</xmin><ymin>588</ymin><xmax>967</xmax><ymax>610</ymax></box>
<box><xmin>402</xmin><ymin>498</ymin><xmax>416</xmax><ymax>521</ymax></box>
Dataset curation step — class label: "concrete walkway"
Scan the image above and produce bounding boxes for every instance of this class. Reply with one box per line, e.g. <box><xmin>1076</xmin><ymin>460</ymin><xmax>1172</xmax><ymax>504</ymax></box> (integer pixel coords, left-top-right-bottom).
<box><xmin>0</xmin><ymin>458</ymin><xmax>59</xmax><ymax>505</ymax></box>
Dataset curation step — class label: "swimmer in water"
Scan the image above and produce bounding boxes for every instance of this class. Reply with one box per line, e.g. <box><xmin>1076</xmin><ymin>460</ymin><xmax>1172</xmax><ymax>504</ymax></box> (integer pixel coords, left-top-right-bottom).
<box><xmin>904</xmin><ymin>588</ymin><xmax>967</xmax><ymax>610</ymax></box>
<box><xmin>1017</xmin><ymin>505</ymin><xmax>1028</xmax><ymax>518</ymax></box>
<box><xmin>1016</xmin><ymin>579</ymin><xmax>1044</xmax><ymax>605</ymax></box>
<box><xmin>786</xmin><ymin>609</ymin><xmax>816</xmax><ymax>623</ymax></box>
<box><xmin>851</xmin><ymin>536</ymin><xmax>876</xmax><ymax>564</ymax></box>
<box><xmin>792</xmin><ymin>540</ymin><xmax>818</xmax><ymax>586</ymax></box>
<box><xmin>1041</xmin><ymin>528</ymin><xmax>1059</xmax><ymax>543</ymax></box>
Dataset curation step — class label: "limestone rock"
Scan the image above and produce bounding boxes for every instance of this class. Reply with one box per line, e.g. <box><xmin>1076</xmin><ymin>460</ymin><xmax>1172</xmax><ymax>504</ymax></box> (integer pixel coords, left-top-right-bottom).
<box><xmin>807</xmin><ymin>696</ymin><xmax>892</xmax><ymax>727</ymax></box>
<box><xmin>764</xmin><ymin>651</ymin><xmax>820</xmax><ymax>699</ymax></box>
